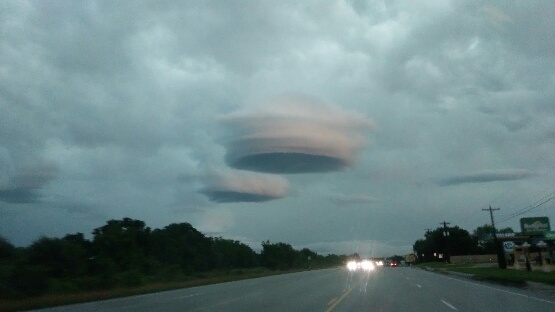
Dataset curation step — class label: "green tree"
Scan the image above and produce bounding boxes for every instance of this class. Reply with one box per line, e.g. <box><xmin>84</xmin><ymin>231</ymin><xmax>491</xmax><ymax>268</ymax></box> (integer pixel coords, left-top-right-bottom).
<box><xmin>150</xmin><ymin>222</ymin><xmax>212</xmax><ymax>274</ymax></box>
<box><xmin>210</xmin><ymin>237</ymin><xmax>258</xmax><ymax>269</ymax></box>
<box><xmin>413</xmin><ymin>230</ymin><xmax>440</xmax><ymax>262</ymax></box>
<box><xmin>498</xmin><ymin>227</ymin><xmax>514</xmax><ymax>234</ymax></box>
<box><xmin>260</xmin><ymin>241</ymin><xmax>297</xmax><ymax>270</ymax></box>
<box><xmin>473</xmin><ymin>224</ymin><xmax>495</xmax><ymax>254</ymax></box>
<box><xmin>447</xmin><ymin>226</ymin><xmax>477</xmax><ymax>256</ymax></box>
<box><xmin>63</xmin><ymin>232</ymin><xmax>92</xmax><ymax>253</ymax></box>
<box><xmin>27</xmin><ymin>236</ymin><xmax>88</xmax><ymax>278</ymax></box>
<box><xmin>347</xmin><ymin>252</ymin><xmax>361</xmax><ymax>261</ymax></box>
<box><xmin>295</xmin><ymin>248</ymin><xmax>319</xmax><ymax>268</ymax></box>
<box><xmin>0</xmin><ymin>236</ymin><xmax>16</xmax><ymax>261</ymax></box>
<box><xmin>473</xmin><ymin>224</ymin><xmax>494</xmax><ymax>240</ymax></box>
<box><xmin>92</xmin><ymin>218</ymin><xmax>151</xmax><ymax>273</ymax></box>
<box><xmin>413</xmin><ymin>226</ymin><xmax>478</xmax><ymax>262</ymax></box>
<box><xmin>0</xmin><ymin>236</ymin><xmax>18</xmax><ymax>298</ymax></box>
<box><xmin>7</xmin><ymin>236</ymin><xmax>89</xmax><ymax>296</ymax></box>
<box><xmin>321</xmin><ymin>253</ymin><xmax>347</xmax><ymax>267</ymax></box>
<box><xmin>8</xmin><ymin>262</ymin><xmax>49</xmax><ymax>297</ymax></box>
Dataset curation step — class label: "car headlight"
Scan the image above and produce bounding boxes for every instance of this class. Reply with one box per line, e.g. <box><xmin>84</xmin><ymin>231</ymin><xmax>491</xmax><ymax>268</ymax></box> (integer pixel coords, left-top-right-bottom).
<box><xmin>347</xmin><ymin>261</ymin><xmax>358</xmax><ymax>271</ymax></box>
<box><xmin>361</xmin><ymin>260</ymin><xmax>374</xmax><ymax>271</ymax></box>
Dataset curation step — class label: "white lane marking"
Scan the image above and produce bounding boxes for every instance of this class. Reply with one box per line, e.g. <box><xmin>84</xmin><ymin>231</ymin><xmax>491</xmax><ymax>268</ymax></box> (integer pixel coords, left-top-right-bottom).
<box><xmin>424</xmin><ymin>270</ymin><xmax>555</xmax><ymax>304</ymax></box>
<box><xmin>179</xmin><ymin>292</ymin><xmax>205</xmax><ymax>299</ymax></box>
<box><xmin>441</xmin><ymin>299</ymin><xmax>458</xmax><ymax>311</ymax></box>
<box><xmin>99</xmin><ymin>292</ymin><xmax>207</xmax><ymax>310</ymax></box>
<box><xmin>195</xmin><ymin>291</ymin><xmax>263</xmax><ymax>311</ymax></box>
<box><xmin>415</xmin><ymin>284</ymin><xmax>422</xmax><ymax>288</ymax></box>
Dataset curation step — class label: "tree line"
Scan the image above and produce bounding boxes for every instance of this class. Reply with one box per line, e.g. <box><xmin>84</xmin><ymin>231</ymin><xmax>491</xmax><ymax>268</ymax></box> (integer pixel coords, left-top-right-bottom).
<box><xmin>412</xmin><ymin>224</ymin><xmax>514</xmax><ymax>262</ymax></box>
<box><xmin>0</xmin><ymin>218</ymin><xmax>347</xmax><ymax>299</ymax></box>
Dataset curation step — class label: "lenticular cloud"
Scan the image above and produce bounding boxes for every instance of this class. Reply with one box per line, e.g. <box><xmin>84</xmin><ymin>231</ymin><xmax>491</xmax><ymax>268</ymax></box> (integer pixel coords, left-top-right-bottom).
<box><xmin>221</xmin><ymin>94</ymin><xmax>374</xmax><ymax>174</ymax></box>
<box><xmin>200</xmin><ymin>170</ymin><xmax>289</xmax><ymax>203</ymax></box>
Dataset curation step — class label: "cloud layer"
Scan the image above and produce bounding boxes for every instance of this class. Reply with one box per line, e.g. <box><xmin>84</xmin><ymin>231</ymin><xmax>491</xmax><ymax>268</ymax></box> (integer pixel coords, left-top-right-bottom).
<box><xmin>330</xmin><ymin>193</ymin><xmax>379</xmax><ymax>205</ymax></box>
<box><xmin>0</xmin><ymin>162</ymin><xmax>58</xmax><ymax>204</ymax></box>
<box><xmin>438</xmin><ymin>169</ymin><xmax>534</xmax><ymax>186</ymax></box>
<box><xmin>1</xmin><ymin>1</ymin><xmax>555</xmax><ymax>258</ymax></box>
<box><xmin>221</xmin><ymin>94</ymin><xmax>374</xmax><ymax>174</ymax></box>
<box><xmin>200</xmin><ymin>170</ymin><xmax>289</xmax><ymax>203</ymax></box>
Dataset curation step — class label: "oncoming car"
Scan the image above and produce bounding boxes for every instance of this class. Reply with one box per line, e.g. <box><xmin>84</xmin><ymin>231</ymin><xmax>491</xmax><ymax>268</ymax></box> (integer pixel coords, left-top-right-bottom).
<box><xmin>346</xmin><ymin>260</ymin><xmax>375</xmax><ymax>271</ymax></box>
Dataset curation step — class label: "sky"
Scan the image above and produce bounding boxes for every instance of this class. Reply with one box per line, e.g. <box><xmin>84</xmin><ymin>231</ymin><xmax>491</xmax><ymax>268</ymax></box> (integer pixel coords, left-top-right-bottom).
<box><xmin>1</xmin><ymin>0</ymin><xmax>555</xmax><ymax>257</ymax></box>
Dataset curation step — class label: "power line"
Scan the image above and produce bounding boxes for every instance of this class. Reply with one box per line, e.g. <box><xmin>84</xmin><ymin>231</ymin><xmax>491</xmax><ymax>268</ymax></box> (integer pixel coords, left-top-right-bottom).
<box><xmin>499</xmin><ymin>189</ymin><xmax>555</xmax><ymax>219</ymax></box>
<box><xmin>498</xmin><ymin>189</ymin><xmax>553</xmax><ymax>218</ymax></box>
<box><xmin>498</xmin><ymin>190</ymin><xmax>555</xmax><ymax>222</ymax></box>
<box><xmin>497</xmin><ymin>195</ymin><xmax>555</xmax><ymax>224</ymax></box>
<box><xmin>485</xmin><ymin>141</ymin><xmax>554</xmax><ymax>221</ymax></box>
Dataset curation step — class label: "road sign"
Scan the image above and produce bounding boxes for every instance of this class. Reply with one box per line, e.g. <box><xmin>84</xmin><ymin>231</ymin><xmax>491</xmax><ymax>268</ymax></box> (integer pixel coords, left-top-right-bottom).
<box><xmin>503</xmin><ymin>241</ymin><xmax>514</xmax><ymax>253</ymax></box>
<box><xmin>520</xmin><ymin>217</ymin><xmax>550</xmax><ymax>235</ymax></box>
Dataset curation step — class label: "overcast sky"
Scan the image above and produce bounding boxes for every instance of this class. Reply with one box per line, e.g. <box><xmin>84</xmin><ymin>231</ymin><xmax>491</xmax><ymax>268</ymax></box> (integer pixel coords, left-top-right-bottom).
<box><xmin>2</xmin><ymin>1</ymin><xmax>555</xmax><ymax>257</ymax></box>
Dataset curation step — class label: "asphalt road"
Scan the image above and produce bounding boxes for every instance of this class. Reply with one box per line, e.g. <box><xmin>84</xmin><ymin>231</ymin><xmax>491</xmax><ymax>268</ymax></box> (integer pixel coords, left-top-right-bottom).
<box><xmin>40</xmin><ymin>267</ymin><xmax>555</xmax><ymax>311</ymax></box>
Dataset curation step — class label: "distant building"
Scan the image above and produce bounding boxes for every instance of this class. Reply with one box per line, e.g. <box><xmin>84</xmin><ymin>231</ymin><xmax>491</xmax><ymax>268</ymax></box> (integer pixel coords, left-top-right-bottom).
<box><xmin>404</xmin><ymin>253</ymin><xmax>416</xmax><ymax>263</ymax></box>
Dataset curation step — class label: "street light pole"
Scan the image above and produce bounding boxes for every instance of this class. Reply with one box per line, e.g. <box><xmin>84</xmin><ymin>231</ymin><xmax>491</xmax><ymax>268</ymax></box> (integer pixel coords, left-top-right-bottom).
<box><xmin>441</xmin><ymin>221</ymin><xmax>450</xmax><ymax>263</ymax></box>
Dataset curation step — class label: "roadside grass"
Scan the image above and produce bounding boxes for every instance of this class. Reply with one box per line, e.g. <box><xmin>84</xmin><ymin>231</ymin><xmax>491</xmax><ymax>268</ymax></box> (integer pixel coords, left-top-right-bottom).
<box><xmin>414</xmin><ymin>262</ymin><xmax>474</xmax><ymax>269</ymax></box>
<box><xmin>449</xmin><ymin>267</ymin><xmax>555</xmax><ymax>286</ymax></box>
<box><xmin>414</xmin><ymin>262</ymin><xmax>555</xmax><ymax>286</ymax></box>
<box><xmin>0</xmin><ymin>267</ymin><xmax>328</xmax><ymax>312</ymax></box>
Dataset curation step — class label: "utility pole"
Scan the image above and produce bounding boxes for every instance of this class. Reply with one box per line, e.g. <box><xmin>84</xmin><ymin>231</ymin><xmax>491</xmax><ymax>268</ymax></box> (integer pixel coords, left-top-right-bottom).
<box><xmin>482</xmin><ymin>206</ymin><xmax>507</xmax><ymax>269</ymax></box>
<box><xmin>440</xmin><ymin>221</ymin><xmax>450</xmax><ymax>263</ymax></box>
<box><xmin>422</xmin><ymin>228</ymin><xmax>432</xmax><ymax>262</ymax></box>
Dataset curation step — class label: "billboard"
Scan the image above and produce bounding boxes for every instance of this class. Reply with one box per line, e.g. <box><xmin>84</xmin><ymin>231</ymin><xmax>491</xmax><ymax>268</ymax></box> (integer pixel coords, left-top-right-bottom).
<box><xmin>544</xmin><ymin>231</ymin><xmax>555</xmax><ymax>240</ymax></box>
<box><xmin>520</xmin><ymin>217</ymin><xmax>551</xmax><ymax>235</ymax></box>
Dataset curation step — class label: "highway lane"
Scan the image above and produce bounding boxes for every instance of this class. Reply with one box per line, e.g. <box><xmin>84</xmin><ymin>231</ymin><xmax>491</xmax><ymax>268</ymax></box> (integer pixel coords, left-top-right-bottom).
<box><xmin>40</xmin><ymin>267</ymin><xmax>555</xmax><ymax>311</ymax></box>
<box><xmin>332</xmin><ymin>267</ymin><xmax>555</xmax><ymax>311</ymax></box>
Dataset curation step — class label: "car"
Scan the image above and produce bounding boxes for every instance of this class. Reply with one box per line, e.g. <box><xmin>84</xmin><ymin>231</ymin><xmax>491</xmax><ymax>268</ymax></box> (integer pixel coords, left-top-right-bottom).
<box><xmin>389</xmin><ymin>261</ymin><xmax>399</xmax><ymax>267</ymax></box>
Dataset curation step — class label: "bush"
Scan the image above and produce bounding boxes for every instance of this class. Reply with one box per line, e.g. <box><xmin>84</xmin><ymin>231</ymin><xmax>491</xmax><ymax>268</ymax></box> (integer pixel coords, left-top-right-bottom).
<box><xmin>94</xmin><ymin>258</ymin><xmax>117</xmax><ymax>289</ymax></box>
<box><xmin>9</xmin><ymin>264</ymin><xmax>50</xmax><ymax>297</ymax></box>
<box><xmin>117</xmin><ymin>270</ymin><xmax>143</xmax><ymax>287</ymax></box>
<box><xmin>49</xmin><ymin>279</ymin><xmax>80</xmax><ymax>294</ymax></box>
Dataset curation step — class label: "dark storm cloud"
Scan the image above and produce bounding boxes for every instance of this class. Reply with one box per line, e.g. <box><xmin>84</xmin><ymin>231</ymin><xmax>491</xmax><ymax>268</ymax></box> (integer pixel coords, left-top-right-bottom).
<box><xmin>0</xmin><ymin>163</ymin><xmax>58</xmax><ymax>204</ymax></box>
<box><xmin>229</xmin><ymin>153</ymin><xmax>348</xmax><ymax>174</ymax></box>
<box><xmin>200</xmin><ymin>191</ymin><xmax>281</xmax><ymax>203</ymax></box>
<box><xmin>221</xmin><ymin>94</ymin><xmax>374</xmax><ymax>174</ymax></box>
<box><xmin>199</xmin><ymin>170</ymin><xmax>289</xmax><ymax>203</ymax></box>
<box><xmin>438</xmin><ymin>169</ymin><xmax>534</xmax><ymax>186</ymax></box>
<box><xmin>0</xmin><ymin>187</ymin><xmax>41</xmax><ymax>204</ymax></box>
